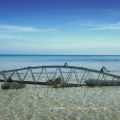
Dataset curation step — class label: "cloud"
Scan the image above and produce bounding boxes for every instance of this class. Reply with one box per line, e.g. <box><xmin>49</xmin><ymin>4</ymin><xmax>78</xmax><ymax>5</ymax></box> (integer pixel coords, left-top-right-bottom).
<box><xmin>0</xmin><ymin>25</ymin><xmax>56</xmax><ymax>33</ymax></box>
<box><xmin>0</xmin><ymin>25</ymin><xmax>39</xmax><ymax>32</ymax></box>
<box><xmin>39</xmin><ymin>28</ymin><xmax>57</xmax><ymax>32</ymax></box>
<box><xmin>0</xmin><ymin>24</ymin><xmax>57</xmax><ymax>39</ymax></box>
<box><xmin>91</xmin><ymin>22</ymin><xmax>120</xmax><ymax>30</ymax></box>
<box><xmin>75</xmin><ymin>20</ymin><xmax>120</xmax><ymax>30</ymax></box>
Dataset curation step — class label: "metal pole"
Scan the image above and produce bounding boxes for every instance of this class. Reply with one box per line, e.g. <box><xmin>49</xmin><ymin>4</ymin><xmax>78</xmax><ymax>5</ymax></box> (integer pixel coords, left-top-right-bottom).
<box><xmin>23</xmin><ymin>69</ymin><xmax>29</xmax><ymax>81</ymax></box>
<box><xmin>58</xmin><ymin>68</ymin><xmax>64</xmax><ymax>84</ymax></box>
<box><xmin>44</xmin><ymin>68</ymin><xmax>50</xmax><ymax>81</ymax></box>
<box><xmin>30</xmin><ymin>69</ymin><xmax>36</xmax><ymax>83</ymax></box>
<box><xmin>37</xmin><ymin>68</ymin><xmax>44</xmax><ymax>82</ymax></box>
<box><xmin>1</xmin><ymin>72</ymin><xmax>7</xmax><ymax>81</ymax></box>
<box><xmin>65</xmin><ymin>68</ymin><xmax>73</xmax><ymax>84</ymax></box>
<box><xmin>16</xmin><ymin>71</ymin><xmax>22</xmax><ymax>81</ymax></box>
<box><xmin>79</xmin><ymin>71</ymin><xmax>86</xmax><ymax>84</ymax></box>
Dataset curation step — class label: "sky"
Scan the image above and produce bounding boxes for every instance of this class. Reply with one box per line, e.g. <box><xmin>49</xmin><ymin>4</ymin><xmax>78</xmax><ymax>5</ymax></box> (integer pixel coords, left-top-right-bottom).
<box><xmin>0</xmin><ymin>0</ymin><xmax>120</xmax><ymax>55</ymax></box>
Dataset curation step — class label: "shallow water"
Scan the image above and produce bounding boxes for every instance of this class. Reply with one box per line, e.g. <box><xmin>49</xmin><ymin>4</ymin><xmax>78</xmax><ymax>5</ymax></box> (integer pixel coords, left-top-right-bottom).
<box><xmin>0</xmin><ymin>86</ymin><xmax>120</xmax><ymax>120</ymax></box>
<box><xmin>0</xmin><ymin>55</ymin><xmax>120</xmax><ymax>119</ymax></box>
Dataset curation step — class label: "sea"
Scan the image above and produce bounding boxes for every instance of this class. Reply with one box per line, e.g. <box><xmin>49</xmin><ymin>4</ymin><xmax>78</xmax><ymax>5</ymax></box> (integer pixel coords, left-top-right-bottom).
<box><xmin>0</xmin><ymin>55</ymin><xmax>120</xmax><ymax>120</ymax></box>
<box><xmin>0</xmin><ymin>55</ymin><xmax>120</xmax><ymax>71</ymax></box>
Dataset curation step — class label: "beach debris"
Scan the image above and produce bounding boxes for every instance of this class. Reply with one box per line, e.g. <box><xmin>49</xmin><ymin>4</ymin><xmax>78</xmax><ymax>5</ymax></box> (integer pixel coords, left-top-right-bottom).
<box><xmin>1</xmin><ymin>76</ymin><xmax>26</xmax><ymax>89</ymax></box>
<box><xmin>1</xmin><ymin>82</ymin><xmax>10</xmax><ymax>89</ymax></box>
<box><xmin>46</xmin><ymin>79</ymin><xmax>54</xmax><ymax>85</ymax></box>
<box><xmin>85</xmin><ymin>79</ymin><xmax>120</xmax><ymax>86</ymax></box>
<box><xmin>64</xmin><ymin>62</ymin><xmax>68</xmax><ymax>67</ymax></box>
<box><xmin>100</xmin><ymin>66</ymin><xmax>110</xmax><ymax>72</ymax></box>
<box><xmin>1</xmin><ymin>82</ymin><xmax>26</xmax><ymax>89</ymax></box>
<box><xmin>10</xmin><ymin>82</ymin><xmax>21</xmax><ymax>89</ymax></box>
<box><xmin>53</xmin><ymin>77</ymin><xmax>62</xmax><ymax>88</ymax></box>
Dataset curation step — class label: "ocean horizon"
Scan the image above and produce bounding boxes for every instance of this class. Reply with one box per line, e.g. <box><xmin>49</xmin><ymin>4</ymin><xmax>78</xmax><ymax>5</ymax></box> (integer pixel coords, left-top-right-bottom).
<box><xmin>0</xmin><ymin>55</ymin><xmax>120</xmax><ymax>71</ymax></box>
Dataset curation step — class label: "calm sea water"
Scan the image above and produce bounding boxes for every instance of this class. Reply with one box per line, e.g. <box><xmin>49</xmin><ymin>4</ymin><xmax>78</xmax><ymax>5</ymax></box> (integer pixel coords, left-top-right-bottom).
<box><xmin>0</xmin><ymin>55</ymin><xmax>120</xmax><ymax>71</ymax></box>
<box><xmin>0</xmin><ymin>55</ymin><xmax>120</xmax><ymax>120</ymax></box>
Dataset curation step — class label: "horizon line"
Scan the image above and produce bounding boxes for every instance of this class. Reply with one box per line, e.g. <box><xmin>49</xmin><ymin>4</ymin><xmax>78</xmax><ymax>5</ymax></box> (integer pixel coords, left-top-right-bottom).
<box><xmin>0</xmin><ymin>54</ymin><xmax>120</xmax><ymax>56</ymax></box>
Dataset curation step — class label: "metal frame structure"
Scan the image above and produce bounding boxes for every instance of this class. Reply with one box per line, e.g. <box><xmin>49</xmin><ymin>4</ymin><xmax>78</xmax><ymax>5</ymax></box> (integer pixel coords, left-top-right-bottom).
<box><xmin>0</xmin><ymin>65</ymin><xmax>120</xmax><ymax>87</ymax></box>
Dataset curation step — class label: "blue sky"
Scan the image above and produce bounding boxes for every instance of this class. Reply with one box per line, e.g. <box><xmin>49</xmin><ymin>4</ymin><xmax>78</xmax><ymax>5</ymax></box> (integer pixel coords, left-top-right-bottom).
<box><xmin>0</xmin><ymin>0</ymin><xmax>120</xmax><ymax>55</ymax></box>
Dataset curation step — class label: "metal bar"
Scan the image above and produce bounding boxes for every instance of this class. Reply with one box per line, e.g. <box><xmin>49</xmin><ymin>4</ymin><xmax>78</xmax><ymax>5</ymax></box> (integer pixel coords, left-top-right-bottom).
<box><xmin>88</xmin><ymin>72</ymin><xmax>92</xmax><ymax>79</ymax></box>
<box><xmin>58</xmin><ymin>68</ymin><xmax>64</xmax><ymax>84</ymax></box>
<box><xmin>37</xmin><ymin>68</ymin><xmax>44</xmax><ymax>82</ymax></box>
<box><xmin>73</xmin><ymin>69</ymin><xmax>79</xmax><ymax>84</ymax></box>
<box><xmin>101</xmin><ymin>74</ymin><xmax>105</xmax><ymax>80</ymax></box>
<box><xmin>30</xmin><ymin>69</ymin><xmax>36</xmax><ymax>83</ymax></box>
<box><xmin>23</xmin><ymin>69</ymin><xmax>29</xmax><ymax>81</ymax></box>
<box><xmin>65</xmin><ymin>69</ymin><xmax>73</xmax><ymax>84</ymax></box>
<box><xmin>52</xmin><ymin>69</ymin><xmax>58</xmax><ymax>80</ymax></box>
<box><xmin>44</xmin><ymin>68</ymin><xmax>50</xmax><ymax>81</ymax></box>
<box><xmin>1</xmin><ymin>72</ymin><xmax>7</xmax><ymax>81</ymax></box>
<box><xmin>16</xmin><ymin>71</ymin><xmax>22</xmax><ymax>81</ymax></box>
<box><xmin>0</xmin><ymin>78</ymin><xmax>120</xmax><ymax>86</ymax></box>
<box><xmin>0</xmin><ymin>79</ymin><xmax>86</xmax><ymax>87</ymax></box>
<box><xmin>79</xmin><ymin>71</ymin><xmax>86</xmax><ymax>84</ymax></box>
<box><xmin>97</xmin><ymin>74</ymin><xmax>101</xmax><ymax>80</ymax></box>
<box><xmin>84</xmin><ymin>72</ymin><xmax>89</xmax><ymax>81</ymax></box>
<box><xmin>9</xmin><ymin>72</ymin><xmax>15</xmax><ymax>78</ymax></box>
